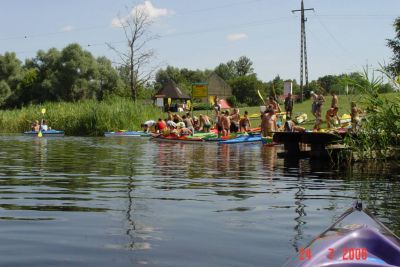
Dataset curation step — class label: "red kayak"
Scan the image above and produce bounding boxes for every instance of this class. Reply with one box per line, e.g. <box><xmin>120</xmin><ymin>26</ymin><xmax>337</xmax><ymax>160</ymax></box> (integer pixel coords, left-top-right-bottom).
<box><xmin>151</xmin><ymin>135</ymin><xmax>204</xmax><ymax>144</ymax></box>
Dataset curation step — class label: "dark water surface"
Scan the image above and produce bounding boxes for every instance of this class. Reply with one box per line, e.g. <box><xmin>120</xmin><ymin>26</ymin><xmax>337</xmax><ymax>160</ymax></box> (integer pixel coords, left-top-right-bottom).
<box><xmin>0</xmin><ymin>135</ymin><xmax>399</xmax><ymax>266</ymax></box>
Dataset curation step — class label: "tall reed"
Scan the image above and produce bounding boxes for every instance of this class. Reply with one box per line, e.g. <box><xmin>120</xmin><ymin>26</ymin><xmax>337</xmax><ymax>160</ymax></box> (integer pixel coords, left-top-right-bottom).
<box><xmin>0</xmin><ymin>97</ymin><xmax>164</xmax><ymax>136</ymax></box>
<box><xmin>344</xmin><ymin>69</ymin><xmax>400</xmax><ymax>160</ymax></box>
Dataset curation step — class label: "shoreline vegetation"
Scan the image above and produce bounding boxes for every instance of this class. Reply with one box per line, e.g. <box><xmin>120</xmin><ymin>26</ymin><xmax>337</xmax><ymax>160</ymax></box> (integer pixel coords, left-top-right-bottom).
<box><xmin>0</xmin><ymin>97</ymin><xmax>164</xmax><ymax>136</ymax></box>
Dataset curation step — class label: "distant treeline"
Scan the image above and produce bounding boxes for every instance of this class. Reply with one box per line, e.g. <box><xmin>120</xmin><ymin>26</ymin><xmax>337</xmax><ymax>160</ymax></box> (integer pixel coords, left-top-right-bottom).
<box><xmin>0</xmin><ymin>44</ymin><xmax>396</xmax><ymax>109</ymax></box>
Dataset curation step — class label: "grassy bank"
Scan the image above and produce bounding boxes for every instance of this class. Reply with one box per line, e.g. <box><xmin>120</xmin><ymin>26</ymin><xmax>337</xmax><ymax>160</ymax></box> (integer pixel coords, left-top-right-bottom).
<box><xmin>0</xmin><ymin>97</ymin><xmax>164</xmax><ymax>136</ymax></box>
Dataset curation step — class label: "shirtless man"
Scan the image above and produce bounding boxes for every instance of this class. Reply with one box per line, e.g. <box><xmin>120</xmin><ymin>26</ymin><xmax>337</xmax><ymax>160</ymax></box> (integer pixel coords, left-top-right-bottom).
<box><xmin>215</xmin><ymin>110</ymin><xmax>223</xmax><ymax>137</ymax></box>
<box><xmin>351</xmin><ymin>102</ymin><xmax>362</xmax><ymax>132</ymax></box>
<box><xmin>330</xmin><ymin>91</ymin><xmax>340</xmax><ymax>123</ymax></box>
<box><xmin>230</xmin><ymin>108</ymin><xmax>240</xmax><ymax>133</ymax></box>
<box><xmin>221</xmin><ymin>110</ymin><xmax>231</xmax><ymax>137</ymax></box>
<box><xmin>261</xmin><ymin>108</ymin><xmax>277</xmax><ymax>137</ymax></box>
<box><xmin>268</xmin><ymin>96</ymin><xmax>281</xmax><ymax>113</ymax></box>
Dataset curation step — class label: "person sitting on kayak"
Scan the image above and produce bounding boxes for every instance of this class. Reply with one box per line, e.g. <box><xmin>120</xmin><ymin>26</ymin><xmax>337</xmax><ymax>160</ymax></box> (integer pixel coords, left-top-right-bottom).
<box><xmin>199</xmin><ymin>114</ymin><xmax>211</xmax><ymax>132</ymax></box>
<box><xmin>31</xmin><ymin>120</ymin><xmax>40</xmax><ymax>131</ymax></box>
<box><xmin>172</xmin><ymin>114</ymin><xmax>183</xmax><ymax>124</ymax></box>
<box><xmin>141</xmin><ymin>120</ymin><xmax>156</xmax><ymax>133</ymax></box>
<box><xmin>182</xmin><ymin>115</ymin><xmax>194</xmax><ymax>136</ymax></box>
<box><xmin>177</xmin><ymin>122</ymin><xmax>192</xmax><ymax>136</ymax></box>
<box><xmin>284</xmin><ymin>117</ymin><xmax>305</xmax><ymax>132</ymax></box>
<box><xmin>156</xmin><ymin>118</ymin><xmax>167</xmax><ymax>133</ymax></box>
<box><xmin>239</xmin><ymin>111</ymin><xmax>251</xmax><ymax>132</ymax></box>
<box><xmin>40</xmin><ymin>119</ymin><xmax>49</xmax><ymax>131</ymax></box>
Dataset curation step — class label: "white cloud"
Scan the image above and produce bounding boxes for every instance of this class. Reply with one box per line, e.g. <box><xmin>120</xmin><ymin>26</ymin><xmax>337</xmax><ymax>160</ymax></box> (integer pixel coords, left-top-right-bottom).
<box><xmin>111</xmin><ymin>1</ymin><xmax>173</xmax><ymax>28</ymax></box>
<box><xmin>61</xmin><ymin>25</ymin><xmax>73</xmax><ymax>32</ymax></box>
<box><xmin>226</xmin><ymin>33</ymin><xmax>248</xmax><ymax>41</ymax></box>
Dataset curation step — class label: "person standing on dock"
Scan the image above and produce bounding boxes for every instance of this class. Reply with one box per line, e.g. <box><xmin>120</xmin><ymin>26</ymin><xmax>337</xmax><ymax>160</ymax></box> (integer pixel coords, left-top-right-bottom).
<box><xmin>350</xmin><ymin>102</ymin><xmax>362</xmax><ymax>132</ymax></box>
<box><xmin>284</xmin><ymin>93</ymin><xmax>294</xmax><ymax>118</ymax></box>
<box><xmin>330</xmin><ymin>91</ymin><xmax>340</xmax><ymax>124</ymax></box>
<box><xmin>310</xmin><ymin>91</ymin><xmax>318</xmax><ymax>118</ymax></box>
<box><xmin>316</xmin><ymin>91</ymin><xmax>325</xmax><ymax>117</ymax></box>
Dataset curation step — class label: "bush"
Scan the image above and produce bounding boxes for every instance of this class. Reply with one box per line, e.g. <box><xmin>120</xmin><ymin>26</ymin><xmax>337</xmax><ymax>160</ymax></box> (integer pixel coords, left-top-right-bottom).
<box><xmin>193</xmin><ymin>103</ymin><xmax>213</xmax><ymax>111</ymax></box>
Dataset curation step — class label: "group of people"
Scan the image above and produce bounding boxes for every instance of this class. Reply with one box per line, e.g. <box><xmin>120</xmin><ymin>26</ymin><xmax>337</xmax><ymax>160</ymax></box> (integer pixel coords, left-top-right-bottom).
<box><xmin>31</xmin><ymin>119</ymin><xmax>49</xmax><ymax>132</ymax></box>
<box><xmin>141</xmin><ymin>91</ymin><xmax>364</xmax><ymax>138</ymax></box>
<box><xmin>141</xmin><ymin>111</ymin><xmax>214</xmax><ymax>137</ymax></box>
<box><xmin>310</xmin><ymin>90</ymin><xmax>362</xmax><ymax>131</ymax></box>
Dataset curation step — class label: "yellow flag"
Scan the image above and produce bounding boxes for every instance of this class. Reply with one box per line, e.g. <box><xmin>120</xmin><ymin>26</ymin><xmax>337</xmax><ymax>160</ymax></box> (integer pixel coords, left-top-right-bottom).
<box><xmin>209</xmin><ymin>96</ymin><xmax>214</xmax><ymax>105</ymax></box>
<box><xmin>41</xmin><ymin>108</ymin><xmax>46</xmax><ymax>115</ymax></box>
<box><xmin>186</xmin><ymin>100</ymin><xmax>191</xmax><ymax>110</ymax></box>
<box><xmin>168</xmin><ymin>98</ymin><xmax>171</xmax><ymax>105</ymax></box>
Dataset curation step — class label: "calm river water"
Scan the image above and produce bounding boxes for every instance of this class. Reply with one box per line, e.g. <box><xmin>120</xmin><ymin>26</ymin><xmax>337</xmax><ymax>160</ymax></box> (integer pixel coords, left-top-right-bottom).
<box><xmin>0</xmin><ymin>135</ymin><xmax>399</xmax><ymax>266</ymax></box>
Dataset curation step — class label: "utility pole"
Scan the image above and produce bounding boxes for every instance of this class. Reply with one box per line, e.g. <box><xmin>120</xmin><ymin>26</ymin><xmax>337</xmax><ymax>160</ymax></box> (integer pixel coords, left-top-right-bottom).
<box><xmin>292</xmin><ymin>0</ymin><xmax>314</xmax><ymax>102</ymax></box>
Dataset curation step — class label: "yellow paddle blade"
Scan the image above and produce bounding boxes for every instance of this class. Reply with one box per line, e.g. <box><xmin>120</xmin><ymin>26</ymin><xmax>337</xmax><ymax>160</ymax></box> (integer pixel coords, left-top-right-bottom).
<box><xmin>38</xmin><ymin>131</ymin><xmax>43</xmax><ymax>137</ymax></box>
<box><xmin>168</xmin><ymin>98</ymin><xmax>171</xmax><ymax>105</ymax></box>
<box><xmin>257</xmin><ymin>90</ymin><xmax>265</xmax><ymax>104</ymax></box>
<box><xmin>41</xmin><ymin>108</ymin><xmax>46</xmax><ymax>115</ymax></box>
<box><xmin>209</xmin><ymin>96</ymin><xmax>214</xmax><ymax>105</ymax></box>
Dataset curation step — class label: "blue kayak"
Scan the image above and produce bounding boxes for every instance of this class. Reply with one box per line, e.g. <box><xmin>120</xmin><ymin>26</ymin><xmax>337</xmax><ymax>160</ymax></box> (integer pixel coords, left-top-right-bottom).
<box><xmin>24</xmin><ymin>130</ymin><xmax>65</xmax><ymax>137</ymax></box>
<box><xmin>283</xmin><ymin>201</ymin><xmax>400</xmax><ymax>267</ymax></box>
<box><xmin>218</xmin><ymin>134</ymin><xmax>262</xmax><ymax>144</ymax></box>
<box><xmin>104</xmin><ymin>131</ymin><xmax>150</xmax><ymax>137</ymax></box>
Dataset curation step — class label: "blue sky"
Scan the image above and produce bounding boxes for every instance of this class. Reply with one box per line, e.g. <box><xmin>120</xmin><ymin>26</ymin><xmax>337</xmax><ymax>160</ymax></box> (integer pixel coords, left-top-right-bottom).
<box><xmin>1</xmin><ymin>0</ymin><xmax>399</xmax><ymax>82</ymax></box>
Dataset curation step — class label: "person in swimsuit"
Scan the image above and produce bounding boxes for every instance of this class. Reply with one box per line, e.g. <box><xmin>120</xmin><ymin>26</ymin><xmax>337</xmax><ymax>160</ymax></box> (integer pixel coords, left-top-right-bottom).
<box><xmin>221</xmin><ymin>110</ymin><xmax>231</xmax><ymax>137</ymax></box>
<box><xmin>239</xmin><ymin>111</ymin><xmax>251</xmax><ymax>132</ymax></box>
<box><xmin>230</xmin><ymin>108</ymin><xmax>240</xmax><ymax>133</ymax></box>
<box><xmin>310</xmin><ymin>91</ymin><xmax>318</xmax><ymax>118</ymax></box>
<box><xmin>199</xmin><ymin>114</ymin><xmax>211</xmax><ymax>132</ymax></box>
<box><xmin>351</xmin><ymin>102</ymin><xmax>362</xmax><ymax>132</ymax></box>
<box><xmin>325</xmin><ymin>107</ymin><xmax>339</xmax><ymax>128</ymax></box>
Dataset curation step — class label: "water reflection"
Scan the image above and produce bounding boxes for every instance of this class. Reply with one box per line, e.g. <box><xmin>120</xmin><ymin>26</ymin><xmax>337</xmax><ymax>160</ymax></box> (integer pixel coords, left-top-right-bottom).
<box><xmin>0</xmin><ymin>135</ymin><xmax>399</xmax><ymax>267</ymax></box>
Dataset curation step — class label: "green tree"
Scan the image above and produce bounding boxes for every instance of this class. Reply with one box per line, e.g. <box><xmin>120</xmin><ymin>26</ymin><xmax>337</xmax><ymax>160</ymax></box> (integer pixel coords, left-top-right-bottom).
<box><xmin>229</xmin><ymin>75</ymin><xmax>265</xmax><ymax>105</ymax></box>
<box><xmin>387</xmin><ymin>17</ymin><xmax>400</xmax><ymax>76</ymax></box>
<box><xmin>0</xmin><ymin>52</ymin><xmax>22</xmax><ymax>106</ymax></box>
<box><xmin>235</xmin><ymin>56</ymin><xmax>254</xmax><ymax>76</ymax></box>
<box><xmin>214</xmin><ymin>61</ymin><xmax>236</xmax><ymax>81</ymax></box>
<box><xmin>0</xmin><ymin>80</ymin><xmax>11</xmax><ymax>106</ymax></box>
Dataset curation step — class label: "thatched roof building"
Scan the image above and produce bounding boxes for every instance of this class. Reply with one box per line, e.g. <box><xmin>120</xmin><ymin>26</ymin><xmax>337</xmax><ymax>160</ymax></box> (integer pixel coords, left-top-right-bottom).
<box><xmin>154</xmin><ymin>80</ymin><xmax>190</xmax><ymax>100</ymax></box>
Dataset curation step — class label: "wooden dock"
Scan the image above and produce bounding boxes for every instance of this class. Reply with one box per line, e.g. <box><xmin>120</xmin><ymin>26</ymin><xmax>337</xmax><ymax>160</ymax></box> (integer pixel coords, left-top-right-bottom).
<box><xmin>273</xmin><ymin>131</ymin><xmax>345</xmax><ymax>158</ymax></box>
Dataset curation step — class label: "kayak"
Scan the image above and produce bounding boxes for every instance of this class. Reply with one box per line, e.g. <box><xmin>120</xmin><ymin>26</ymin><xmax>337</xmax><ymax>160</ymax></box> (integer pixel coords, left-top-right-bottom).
<box><xmin>24</xmin><ymin>130</ymin><xmax>65</xmax><ymax>137</ymax></box>
<box><xmin>151</xmin><ymin>135</ymin><xmax>204</xmax><ymax>144</ymax></box>
<box><xmin>283</xmin><ymin>201</ymin><xmax>400</xmax><ymax>267</ymax></box>
<box><xmin>104</xmin><ymin>131</ymin><xmax>150</xmax><ymax>137</ymax></box>
<box><xmin>294</xmin><ymin>113</ymin><xmax>308</xmax><ymax>124</ymax></box>
<box><xmin>219</xmin><ymin>134</ymin><xmax>262</xmax><ymax>144</ymax></box>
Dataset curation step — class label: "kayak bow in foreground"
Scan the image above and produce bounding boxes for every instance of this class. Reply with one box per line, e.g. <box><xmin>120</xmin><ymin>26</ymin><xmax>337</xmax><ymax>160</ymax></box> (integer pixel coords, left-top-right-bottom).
<box><xmin>283</xmin><ymin>201</ymin><xmax>400</xmax><ymax>267</ymax></box>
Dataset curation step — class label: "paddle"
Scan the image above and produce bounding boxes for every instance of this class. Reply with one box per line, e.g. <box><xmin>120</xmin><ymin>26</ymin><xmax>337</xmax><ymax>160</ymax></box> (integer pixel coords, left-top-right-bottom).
<box><xmin>38</xmin><ymin>108</ymin><xmax>46</xmax><ymax>137</ymax></box>
<box><xmin>257</xmin><ymin>90</ymin><xmax>265</xmax><ymax>105</ymax></box>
